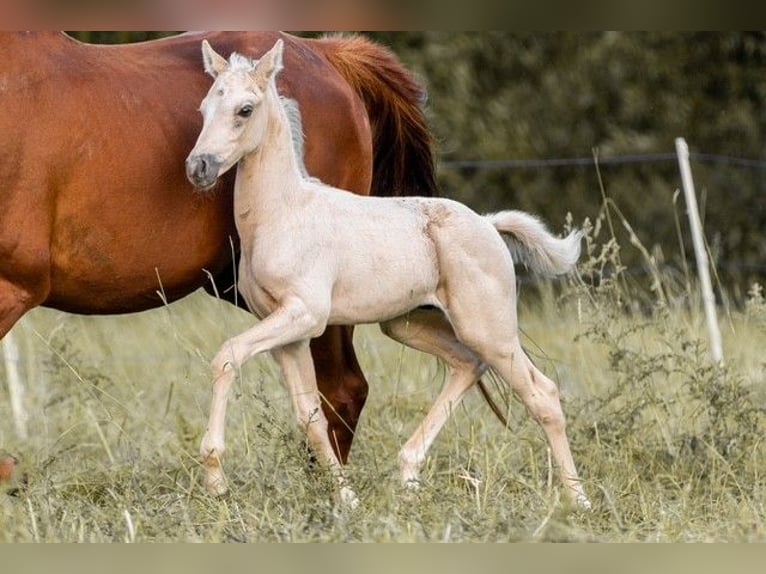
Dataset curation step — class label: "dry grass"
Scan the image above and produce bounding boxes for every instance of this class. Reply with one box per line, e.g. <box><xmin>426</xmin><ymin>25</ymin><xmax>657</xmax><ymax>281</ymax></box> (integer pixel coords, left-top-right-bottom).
<box><xmin>1</xmin><ymin>213</ymin><xmax>765</xmax><ymax>542</ymax></box>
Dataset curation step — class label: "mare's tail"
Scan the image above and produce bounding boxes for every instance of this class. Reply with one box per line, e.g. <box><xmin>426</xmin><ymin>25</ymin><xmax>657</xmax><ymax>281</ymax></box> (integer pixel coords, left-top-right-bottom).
<box><xmin>314</xmin><ymin>34</ymin><xmax>438</xmax><ymax>198</ymax></box>
<box><xmin>485</xmin><ymin>210</ymin><xmax>582</xmax><ymax>276</ymax></box>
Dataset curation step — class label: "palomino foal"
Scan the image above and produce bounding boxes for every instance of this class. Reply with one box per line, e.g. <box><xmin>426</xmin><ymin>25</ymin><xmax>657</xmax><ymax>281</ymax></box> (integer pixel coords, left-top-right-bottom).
<box><xmin>186</xmin><ymin>39</ymin><xmax>590</xmax><ymax>509</ymax></box>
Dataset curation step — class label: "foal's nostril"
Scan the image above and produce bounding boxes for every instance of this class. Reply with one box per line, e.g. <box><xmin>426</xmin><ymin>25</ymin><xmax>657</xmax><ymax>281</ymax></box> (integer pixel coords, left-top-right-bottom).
<box><xmin>197</xmin><ymin>157</ymin><xmax>208</xmax><ymax>178</ymax></box>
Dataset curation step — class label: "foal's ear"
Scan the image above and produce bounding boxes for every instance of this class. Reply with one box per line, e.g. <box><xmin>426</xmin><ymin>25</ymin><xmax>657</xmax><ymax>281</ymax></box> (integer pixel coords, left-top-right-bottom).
<box><xmin>258</xmin><ymin>38</ymin><xmax>285</xmax><ymax>80</ymax></box>
<box><xmin>201</xmin><ymin>40</ymin><xmax>228</xmax><ymax>79</ymax></box>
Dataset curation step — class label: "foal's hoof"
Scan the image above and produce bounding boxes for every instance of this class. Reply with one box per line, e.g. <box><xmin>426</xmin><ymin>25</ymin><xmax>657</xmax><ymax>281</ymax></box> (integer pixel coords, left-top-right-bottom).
<box><xmin>399</xmin><ymin>479</ymin><xmax>423</xmax><ymax>505</ymax></box>
<box><xmin>566</xmin><ymin>491</ymin><xmax>592</xmax><ymax>512</ymax></box>
<box><xmin>576</xmin><ymin>493</ymin><xmax>593</xmax><ymax>511</ymax></box>
<box><xmin>204</xmin><ymin>469</ymin><xmax>229</xmax><ymax>497</ymax></box>
<box><xmin>397</xmin><ymin>475</ymin><xmax>425</xmax><ymax>505</ymax></box>
<box><xmin>339</xmin><ymin>486</ymin><xmax>360</xmax><ymax>510</ymax></box>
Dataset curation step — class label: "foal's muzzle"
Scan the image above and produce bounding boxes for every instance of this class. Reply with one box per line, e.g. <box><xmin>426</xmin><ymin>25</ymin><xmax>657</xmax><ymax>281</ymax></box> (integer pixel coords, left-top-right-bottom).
<box><xmin>185</xmin><ymin>153</ymin><xmax>223</xmax><ymax>190</ymax></box>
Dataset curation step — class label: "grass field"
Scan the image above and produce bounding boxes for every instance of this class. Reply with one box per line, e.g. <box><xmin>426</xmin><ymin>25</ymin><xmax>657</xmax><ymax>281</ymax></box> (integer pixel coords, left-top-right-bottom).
<box><xmin>1</xmin><ymin>216</ymin><xmax>765</xmax><ymax>542</ymax></box>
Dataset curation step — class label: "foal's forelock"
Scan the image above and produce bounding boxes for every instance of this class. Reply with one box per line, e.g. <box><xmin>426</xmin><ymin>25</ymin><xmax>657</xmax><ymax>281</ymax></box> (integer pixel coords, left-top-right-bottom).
<box><xmin>228</xmin><ymin>52</ymin><xmax>256</xmax><ymax>72</ymax></box>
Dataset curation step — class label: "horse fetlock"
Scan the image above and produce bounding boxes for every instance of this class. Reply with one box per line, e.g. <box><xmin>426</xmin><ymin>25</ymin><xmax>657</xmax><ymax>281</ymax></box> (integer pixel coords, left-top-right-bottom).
<box><xmin>200</xmin><ymin>431</ymin><xmax>225</xmax><ymax>460</ymax></box>
<box><xmin>200</xmin><ymin>445</ymin><xmax>228</xmax><ymax>496</ymax></box>
<box><xmin>200</xmin><ymin>440</ymin><xmax>227</xmax><ymax>489</ymax></box>
<box><xmin>398</xmin><ymin>448</ymin><xmax>423</xmax><ymax>485</ymax></box>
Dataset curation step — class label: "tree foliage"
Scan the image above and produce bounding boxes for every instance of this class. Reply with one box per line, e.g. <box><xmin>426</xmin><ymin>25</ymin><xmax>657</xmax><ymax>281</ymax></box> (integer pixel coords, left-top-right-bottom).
<box><xmin>370</xmin><ymin>32</ymin><xmax>766</xmax><ymax>289</ymax></box>
<box><xmin>69</xmin><ymin>32</ymin><xmax>766</xmax><ymax>290</ymax></box>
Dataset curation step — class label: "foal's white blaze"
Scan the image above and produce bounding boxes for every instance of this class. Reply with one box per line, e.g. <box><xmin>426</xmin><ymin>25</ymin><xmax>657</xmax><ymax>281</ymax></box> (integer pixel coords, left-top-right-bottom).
<box><xmin>186</xmin><ymin>38</ymin><xmax>591</xmax><ymax>511</ymax></box>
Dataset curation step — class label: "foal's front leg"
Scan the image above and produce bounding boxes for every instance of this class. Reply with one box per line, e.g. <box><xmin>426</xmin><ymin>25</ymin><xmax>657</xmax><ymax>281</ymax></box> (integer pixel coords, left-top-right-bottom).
<box><xmin>200</xmin><ymin>299</ymin><xmax>326</xmax><ymax>496</ymax></box>
<box><xmin>272</xmin><ymin>342</ymin><xmax>359</xmax><ymax>509</ymax></box>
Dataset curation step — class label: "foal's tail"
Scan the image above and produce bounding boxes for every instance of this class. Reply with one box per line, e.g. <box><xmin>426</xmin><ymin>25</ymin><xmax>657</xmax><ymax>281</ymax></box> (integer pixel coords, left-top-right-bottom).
<box><xmin>486</xmin><ymin>210</ymin><xmax>583</xmax><ymax>276</ymax></box>
<box><xmin>314</xmin><ymin>34</ymin><xmax>438</xmax><ymax>199</ymax></box>
<box><xmin>478</xmin><ymin>211</ymin><xmax>582</xmax><ymax>428</ymax></box>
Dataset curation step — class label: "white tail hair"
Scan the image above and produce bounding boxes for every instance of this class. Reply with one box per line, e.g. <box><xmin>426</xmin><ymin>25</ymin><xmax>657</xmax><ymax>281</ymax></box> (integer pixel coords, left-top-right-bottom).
<box><xmin>485</xmin><ymin>210</ymin><xmax>582</xmax><ymax>276</ymax></box>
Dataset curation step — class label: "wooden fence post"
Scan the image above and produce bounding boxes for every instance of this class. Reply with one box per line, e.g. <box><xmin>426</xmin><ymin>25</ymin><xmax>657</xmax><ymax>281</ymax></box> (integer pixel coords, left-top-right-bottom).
<box><xmin>675</xmin><ymin>137</ymin><xmax>724</xmax><ymax>366</ymax></box>
<box><xmin>3</xmin><ymin>328</ymin><xmax>29</xmax><ymax>440</ymax></box>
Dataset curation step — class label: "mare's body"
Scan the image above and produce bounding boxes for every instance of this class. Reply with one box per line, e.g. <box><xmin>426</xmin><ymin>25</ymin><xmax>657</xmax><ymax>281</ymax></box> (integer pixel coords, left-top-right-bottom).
<box><xmin>0</xmin><ymin>31</ymin><xmax>436</xmax><ymax>459</ymax></box>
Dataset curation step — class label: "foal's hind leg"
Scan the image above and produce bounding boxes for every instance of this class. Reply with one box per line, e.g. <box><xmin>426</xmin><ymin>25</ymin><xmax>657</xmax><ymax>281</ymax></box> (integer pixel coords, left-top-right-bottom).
<box><xmin>381</xmin><ymin>308</ymin><xmax>487</xmax><ymax>487</ymax></box>
<box><xmin>476</xmin><ymin>336</ymin><xmax>590</xmax><ymax>508</ymax></box>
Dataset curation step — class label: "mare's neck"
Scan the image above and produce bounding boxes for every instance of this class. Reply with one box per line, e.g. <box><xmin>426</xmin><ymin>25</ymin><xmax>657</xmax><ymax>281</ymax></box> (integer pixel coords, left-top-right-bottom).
<box><xmin>234</xmin><ymin>91</ymin><xmax>307</xmax><ymax>225</ymax></box>
<box><xmin>1</xmin><ymin>32</ymin><xmax>75</xmax><ymax>73</ymax></box>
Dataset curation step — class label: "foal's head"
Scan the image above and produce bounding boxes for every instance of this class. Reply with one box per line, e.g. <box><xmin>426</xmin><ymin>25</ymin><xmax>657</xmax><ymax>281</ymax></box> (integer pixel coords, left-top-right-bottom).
<box><xmin>186</xmin><ymin>39</ymin><xmax>284</xmax><ymax>190</ymax></box>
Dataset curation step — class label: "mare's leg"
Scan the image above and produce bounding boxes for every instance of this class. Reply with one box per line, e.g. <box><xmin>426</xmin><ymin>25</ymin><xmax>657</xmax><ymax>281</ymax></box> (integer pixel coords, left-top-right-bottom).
<box><xmin>380</xmin><ymin>308</ymin><xmax>487</xmax><ymax>486</ymax></box>
<box><xmin>0</xmin><ymin>279</ymin><xmax>38</xmax><ymax>340</ymax></box>
<box><xmin>309</xmin><ymin>326</ymin><xmax>368</xmax><ymax>463</ymax></box>
<box><xmin>200</xmin><ymin>299</ymin><xmax>326</xmax><ymax>496</ymax></box>
<box><xmin>272</xmin><ymin>342</ymin><xmax>359</xmax><ymax>508</ymax></box>
<box><xmin>207</xmin><ymin>265</ymin><xmax>367</xmax><ymax>464</ymax></box>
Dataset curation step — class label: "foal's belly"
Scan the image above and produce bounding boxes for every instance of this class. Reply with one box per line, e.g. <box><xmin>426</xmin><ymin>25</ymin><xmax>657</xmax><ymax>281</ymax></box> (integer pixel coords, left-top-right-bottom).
<box><xmin>327</xmin><ymin>254</ymin><xmax>441</xmax><ymax>324</ymax></box>
<box><xmin>327</xmin><ymin>281</ymin><xmax>439</xmax><ymax>325</ymax></box>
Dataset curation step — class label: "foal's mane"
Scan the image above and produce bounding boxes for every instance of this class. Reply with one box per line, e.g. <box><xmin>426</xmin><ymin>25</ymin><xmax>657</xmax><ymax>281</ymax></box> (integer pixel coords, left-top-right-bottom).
<box><xmin>280</xmin><ymin>96</ymin><xmax>312</xmax><ymax>180</ymax></box>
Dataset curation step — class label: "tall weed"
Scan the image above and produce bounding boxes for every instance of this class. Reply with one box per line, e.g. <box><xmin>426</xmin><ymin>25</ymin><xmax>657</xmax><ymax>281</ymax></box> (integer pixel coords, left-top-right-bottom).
<box><xmin>564</xmin><ymin>205</ymin><xmax>765</xmax><ymax>518</ymax></box>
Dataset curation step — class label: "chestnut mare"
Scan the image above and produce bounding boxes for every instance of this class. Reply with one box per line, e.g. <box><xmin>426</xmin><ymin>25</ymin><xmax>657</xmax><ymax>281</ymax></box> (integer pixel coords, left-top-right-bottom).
<box><xmin>0</xmin><ymin>31</ymin><xmax>436</xmax><ymax>462</ymax></box>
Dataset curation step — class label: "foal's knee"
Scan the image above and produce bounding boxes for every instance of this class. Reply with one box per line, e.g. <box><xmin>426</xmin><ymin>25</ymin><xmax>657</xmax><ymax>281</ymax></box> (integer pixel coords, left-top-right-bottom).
<box><xmin>211</xmin><ymin>345</ymin><xmax>239</xmax><ymax>379</ymax></box>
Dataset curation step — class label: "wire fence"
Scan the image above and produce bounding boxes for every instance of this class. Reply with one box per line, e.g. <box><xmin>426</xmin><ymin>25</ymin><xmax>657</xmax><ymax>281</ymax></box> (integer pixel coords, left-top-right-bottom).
<box><xmin>440</xmin><ymin>149</ymin><xmax>766</xmax><ymax>276</ymax></box>
<box><xmin>440</xmin><ymin>151</ymin><xmax>766</xmax><ymax>171</ymax></box>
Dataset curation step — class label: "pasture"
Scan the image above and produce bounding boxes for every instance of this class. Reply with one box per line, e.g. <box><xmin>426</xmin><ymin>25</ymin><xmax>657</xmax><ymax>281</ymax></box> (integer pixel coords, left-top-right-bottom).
<box><xmin>1</xmin><ymin>213</ymin><xmax>765</xmax><ymax>542</ymax></box>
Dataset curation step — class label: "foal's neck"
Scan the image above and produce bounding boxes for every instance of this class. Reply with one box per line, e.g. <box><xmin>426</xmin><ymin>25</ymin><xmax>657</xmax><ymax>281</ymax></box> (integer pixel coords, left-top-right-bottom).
<box><xmin>234</xmin><ymin>89</ymin><xmax>307</xmax><ymax>223</ymax></box>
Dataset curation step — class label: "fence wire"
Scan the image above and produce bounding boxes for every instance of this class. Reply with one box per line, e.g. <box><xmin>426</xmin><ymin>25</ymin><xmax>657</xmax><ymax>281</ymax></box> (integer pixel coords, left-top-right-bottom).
<box><xmin>441</xmin><ymin>151</ymin><xmax>766</xmax><ymax>171</ymax></box>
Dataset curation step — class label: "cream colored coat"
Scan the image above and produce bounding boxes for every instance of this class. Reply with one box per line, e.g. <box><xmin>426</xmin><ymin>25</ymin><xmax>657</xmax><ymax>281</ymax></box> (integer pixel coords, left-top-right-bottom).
<box><xmin>186</xmin><ymin>39</ymin><xmax>590</xmax><ymax>510</ymax></box>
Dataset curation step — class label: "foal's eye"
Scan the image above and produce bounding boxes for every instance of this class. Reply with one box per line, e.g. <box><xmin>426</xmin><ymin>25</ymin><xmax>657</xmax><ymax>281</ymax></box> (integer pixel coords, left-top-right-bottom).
<box><xmin>237</xmin><ymin>105</ymin><xmax>254</xmax><ymax>118</ymax></box>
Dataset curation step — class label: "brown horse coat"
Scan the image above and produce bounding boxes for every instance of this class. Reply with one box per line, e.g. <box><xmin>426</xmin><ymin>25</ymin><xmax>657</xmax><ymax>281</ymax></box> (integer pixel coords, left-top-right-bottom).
<box><xmin>0</xmin><ymin>31</ymin><xmax>436</xmax><ymax>461</ymax></box>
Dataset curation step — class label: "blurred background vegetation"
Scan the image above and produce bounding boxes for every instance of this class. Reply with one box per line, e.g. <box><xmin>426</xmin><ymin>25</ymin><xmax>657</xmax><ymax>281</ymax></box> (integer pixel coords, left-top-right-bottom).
<box><xmin>68</xmin><ymin>32</ymin><xmax>766</xmax><ymax>298</ymax></box>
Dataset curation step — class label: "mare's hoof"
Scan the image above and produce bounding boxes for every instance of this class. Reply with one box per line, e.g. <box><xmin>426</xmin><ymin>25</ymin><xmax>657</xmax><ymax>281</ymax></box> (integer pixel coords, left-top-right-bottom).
<box><xmin>0</xmin><ymin>453</ymin><xmax>19</xmax><ymax>484</ymax></box>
